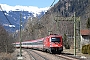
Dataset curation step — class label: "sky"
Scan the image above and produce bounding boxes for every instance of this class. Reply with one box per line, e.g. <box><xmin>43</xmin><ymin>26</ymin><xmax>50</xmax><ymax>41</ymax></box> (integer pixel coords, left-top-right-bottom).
<box><xmin>0</xmin><ymin>0</ymin><xmax>59</xmax><ymax>28</ymax></box>
<box><xmin>0</xmin><ymin>0</ymin><xmax>59</xmax><ymax>8</ymax></box>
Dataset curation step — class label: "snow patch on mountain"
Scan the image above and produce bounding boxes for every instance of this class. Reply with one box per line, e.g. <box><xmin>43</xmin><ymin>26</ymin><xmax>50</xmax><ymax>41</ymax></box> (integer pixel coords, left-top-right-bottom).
<box><xmin>0</xmin><ymin>4</ymin><xmax>49</xmax><ymax>17</ymax></box>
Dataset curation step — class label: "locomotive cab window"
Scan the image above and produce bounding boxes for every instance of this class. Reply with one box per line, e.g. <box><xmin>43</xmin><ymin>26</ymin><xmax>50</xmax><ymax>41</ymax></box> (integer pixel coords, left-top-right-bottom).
<box><xmin>51</xmin><ymin>37</ymin><xmax>61</xmax><ymax>42</ymax></box>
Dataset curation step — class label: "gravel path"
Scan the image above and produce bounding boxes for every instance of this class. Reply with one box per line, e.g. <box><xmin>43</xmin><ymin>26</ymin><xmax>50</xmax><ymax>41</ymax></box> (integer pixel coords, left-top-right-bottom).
<box><xmin>11</xmin><ymin>49</ymin><xmax>31</xmax><ymax>60</ymax></box>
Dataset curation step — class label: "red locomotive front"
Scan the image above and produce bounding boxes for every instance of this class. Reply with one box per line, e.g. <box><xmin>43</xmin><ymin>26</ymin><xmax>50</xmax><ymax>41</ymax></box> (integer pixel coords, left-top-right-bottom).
<box><xmin>43</xmin><ymin>34</ymin><xmax>63</xmax><ymax>53</ymax></box>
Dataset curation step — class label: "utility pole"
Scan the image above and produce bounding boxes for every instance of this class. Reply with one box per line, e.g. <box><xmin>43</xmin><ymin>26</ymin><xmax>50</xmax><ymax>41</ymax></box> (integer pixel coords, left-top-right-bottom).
<box><xmin>73</xmin><ymin>12</ymin><xmax>81</xmax><ymax>56</ymax></box>
<box><xmin>74</xmin><ymin>12</ymin><xmax>76</xmax><ymax>56</ymax></box>
<box><xmin>54</xmin><ymin>12</ymin><xmax>80</xmax><ymax>56</ymax></box>
<box><xmin>17</xmin><ymin>13</ymin><xmax>23</xmax><ymax>60</ymax></box>
<box><xmin>20</xmin><ymin>13</ymin><xmax>22</xmax><ymax>57</ymax></box>
<box><xmin>75</xmin><ymin>17</ymin><xmax>81</xmax><ymax>52</ymax></box>
<box><xmin>78</xmin><ymin>19</ymin><xmax>81</xmax><ymax>52</ymax></box>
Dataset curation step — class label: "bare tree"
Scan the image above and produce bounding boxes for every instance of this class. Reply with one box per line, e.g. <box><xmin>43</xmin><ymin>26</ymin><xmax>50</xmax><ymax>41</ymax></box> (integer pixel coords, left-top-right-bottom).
<box><xmin>0</xmin><ymin>25</ymin><xmax>14</xmax><ymax>53</ymax></box>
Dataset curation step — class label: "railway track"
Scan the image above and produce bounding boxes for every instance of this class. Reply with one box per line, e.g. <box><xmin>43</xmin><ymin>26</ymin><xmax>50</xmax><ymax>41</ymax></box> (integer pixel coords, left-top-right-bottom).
<box><xmin>25</xmin><ymin>49</ymin><xmax>48</xmax><ymax>60</ymax></box>
<box><xmin>24</xmin><ymin>49</ymin><xmax>81</xmax><ymax>60</ymax></box>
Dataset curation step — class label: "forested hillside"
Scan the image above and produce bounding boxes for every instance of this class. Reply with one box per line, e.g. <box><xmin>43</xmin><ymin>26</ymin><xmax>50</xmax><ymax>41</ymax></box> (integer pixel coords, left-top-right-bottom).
<box><xmin>21</xmin><ymin>0</ymin><xmax>90</xmax><ymax>41</ymax></box>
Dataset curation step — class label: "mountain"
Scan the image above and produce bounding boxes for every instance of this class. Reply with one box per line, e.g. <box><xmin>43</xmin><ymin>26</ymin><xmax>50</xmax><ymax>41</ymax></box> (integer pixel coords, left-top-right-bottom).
<box><xmin>0</xmin><ymin>4</ymin><xmax>49</xmax><ymax>32</ymax></box>
<box><xmin>49</xmin><ymin>0</ymin><xmax>90</xmax><ymax>29</ymax></box>
<box><xmin>22</xmin><ymin>0</ymin><xmax>90</xmax><ymax>39</ymax></box>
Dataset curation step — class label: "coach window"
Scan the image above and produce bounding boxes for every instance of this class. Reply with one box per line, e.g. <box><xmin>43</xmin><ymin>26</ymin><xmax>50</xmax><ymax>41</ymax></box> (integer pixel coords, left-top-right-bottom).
<box><xmin>38</xmin><ymin>41</ymin><xmax>43</xmax><ymax>44</ymax></box>
<box><xmin>32</xmin><ymin>42</ymin><xmax>34</xmax><ymax>45</ymax></box>
<box><xmin>33</xmin><ymin>42</ymin><xmax>35</xmax><ymax>45</ymax></box>
<box><xmin>31</xmin><ymin>43</ymin><xmax>32</xmax><ymax>45</ymax></box>
<box><xmin>29</xmin><ymin>43</ymin><xmax>31</xmax><ymax>45</ymax></box>
<box><xmin>23</xmin><ymin>43</ymin><xmax>25</xmax><ymax>45</ymax></box>
<box><xmin>27</xmin><ymin>43</ymin><xmax>29</xmax><ymax>45</ymax></box>
<box><xmin>33</xmin><ymin>42</ymin><xmax>38</xmax><ymax>45</ymax></box>
<box><xmin>36</xmin><ymin>42</ymin><xmax>38</xmax><ymax>45</ymax></box>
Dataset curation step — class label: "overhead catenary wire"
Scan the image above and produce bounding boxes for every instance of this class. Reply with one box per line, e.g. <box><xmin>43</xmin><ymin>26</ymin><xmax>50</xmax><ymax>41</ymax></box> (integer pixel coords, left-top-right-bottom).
<box><xmin>38</xmin><ymin>0</ymin><xmax>56</xmax><ymax>20</ymax></box>
<box><xmin>0</xmin><ymin>5</ymin><xmax>12</xmax><ymax>25</ymax></box>
<box><xmin>50</xmin><ymin>0</ymin><xmax>56</xmax><ymax>7</ymax></box>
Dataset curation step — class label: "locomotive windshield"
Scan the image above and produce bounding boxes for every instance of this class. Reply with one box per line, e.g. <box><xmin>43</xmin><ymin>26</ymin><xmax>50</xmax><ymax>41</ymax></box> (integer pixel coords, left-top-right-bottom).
<box><xmin>51</xmin><ymin>37</ymin><xmax>60</xmax><ymax>42</ymax></box>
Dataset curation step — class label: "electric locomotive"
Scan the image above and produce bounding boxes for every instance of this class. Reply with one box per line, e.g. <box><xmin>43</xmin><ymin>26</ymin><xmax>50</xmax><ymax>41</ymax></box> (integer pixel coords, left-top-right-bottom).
<box><xmin>43</xmin><ymin>34</ymin><xmax>63</xmax><ymax>53</ymax></box>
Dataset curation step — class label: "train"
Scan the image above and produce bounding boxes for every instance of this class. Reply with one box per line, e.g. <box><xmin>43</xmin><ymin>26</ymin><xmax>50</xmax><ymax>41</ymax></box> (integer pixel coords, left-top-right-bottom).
<box><xmin>13</xmin><ymin>34</ymin><xmax>63</xmax><ymax>53</ymax></box>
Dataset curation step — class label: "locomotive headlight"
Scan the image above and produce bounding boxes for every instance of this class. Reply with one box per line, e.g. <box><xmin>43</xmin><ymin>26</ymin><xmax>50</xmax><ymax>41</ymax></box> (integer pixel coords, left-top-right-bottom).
<box><xmin>50</xmin><ymin>43</ymin><xmax>52</xmax><ymax>47</ymax></box>
<box><xmin>50</xmin><ymin>45</ymin><xmax>52</xmax><ymax>47</ymax></box>
<box><xmin>56</xmin><ymin>45</ymin><xmax>58</xmax><ymax>46</ymax></box>
<box><xmin>61</xmin><ymin>45</ymin><xmax>62</xmax><ymax>47</ymax></box>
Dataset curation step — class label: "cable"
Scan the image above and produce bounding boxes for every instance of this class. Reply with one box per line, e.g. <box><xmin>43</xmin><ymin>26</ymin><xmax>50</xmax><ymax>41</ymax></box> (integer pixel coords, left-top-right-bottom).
<box><xmin>38</xmin><ymin>0</ymin><xmax>56</xmax><ymax>20</ymax></box>
<box><xmin>50</xmin><ymin>0</ymin><xmax>56</xmax><ymax>7</ymax></box>
<box><xmin>0</xmin><ymin>5</ymin><xmax>12</xmax><ymax>25</ymax></box>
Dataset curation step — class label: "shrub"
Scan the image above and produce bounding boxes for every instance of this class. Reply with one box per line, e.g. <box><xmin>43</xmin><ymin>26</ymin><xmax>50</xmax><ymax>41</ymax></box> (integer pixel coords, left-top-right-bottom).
<box><xmin>64</xmin><ymin>43</ymin><xmax>70</xmax><ymax>49</ymax></box>
<box><xmin>82</xmin><ymin>44</ymin><xmax>90</xmax><ymax>54</ymax></box>
<box><xmin>63</xmin><ymin>34</ymin><xmax>70</xmax><ymax>49</ymax></box>
<box><xmin>87</xmin><ymin>44</ymin><xmax>90</xmax><ymax>55</ymax></box>
<box><xmin>82</xmin><ymin>45</ymin><xmax>88</xmax><ymax>54</ymax></box>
